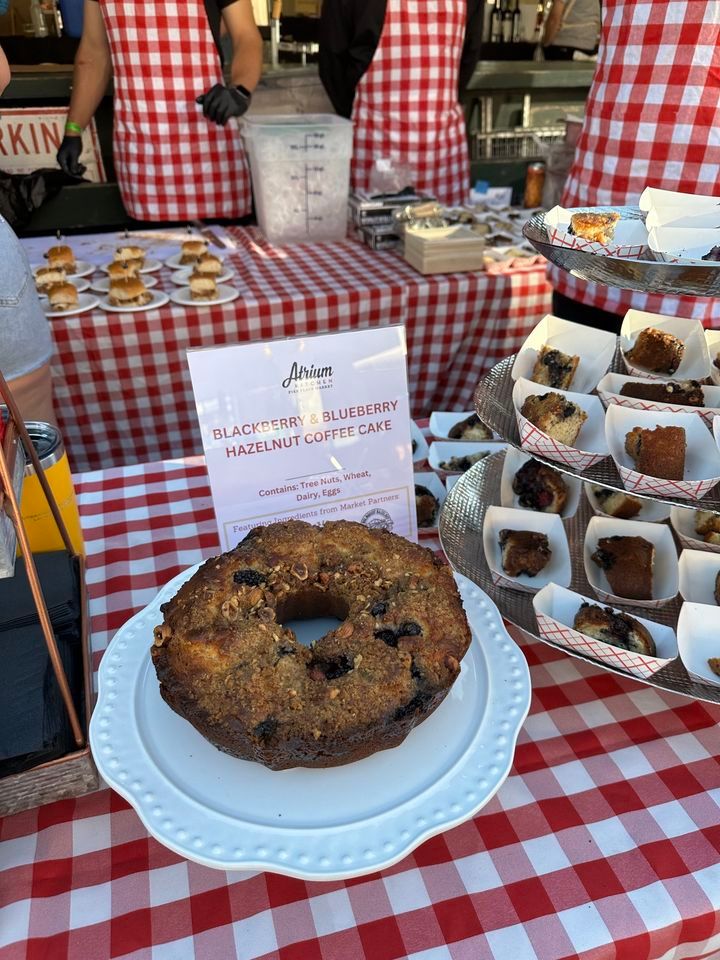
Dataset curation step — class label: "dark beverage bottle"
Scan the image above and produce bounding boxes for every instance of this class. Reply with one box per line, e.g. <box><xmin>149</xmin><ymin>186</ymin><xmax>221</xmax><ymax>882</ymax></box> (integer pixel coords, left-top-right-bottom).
<box><xmin>490</xmin><ymin>1</ymin><xmax>503</xmax><ymax>42</ymax></box>
<box><xmin>511</xmin><ymin>0</ymin><xmax>522</xmax><ymax>41</ymax></box>
<box><xmin>501</xmin><ymin>0</ymin><xmax>514</xmax><ymax>42</ymax></box>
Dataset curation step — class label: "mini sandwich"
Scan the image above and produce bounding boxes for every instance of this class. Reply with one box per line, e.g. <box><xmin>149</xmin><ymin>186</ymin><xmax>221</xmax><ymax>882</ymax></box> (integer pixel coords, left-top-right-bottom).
<box><xmin>180</xmin><ymin>238</ymin><xmax>208</xmax><ymax>264</ymax></box>
<box><xmin>106</xmin><ymin>259</ymin><xmax>140</xmax><ymax>280</ymax></box>
<box><xmin>189</xmin><ymin>271</ymin><xmax>218</xmax><ymax>301</ymax></box>
<box><xmin>114</xmin><ymin>245</ymin><xmax>146</xmax><ymax>270</ymax></box>
<box><xmin>108</xmin><ymin>275</ymin><xmax>152</xmax><ymax>307</ymax></box>
<box><xmin>45</xmin><ymin>244</ymin><xmax>76</xmax><ymax>272</ymax></box>
<box><xmin>47</xmin><ymin>281</ymin><xmax>79</xmax><ymax>312</ymax></box>
<box><xmin>35</xmin><ymin>266</ymin><xmax>67</xmax><ymax>294</ymax></box>
<box><xmin>194</xmin><ymin>252</ymin><xmax>223</xmax><ymax>277</ymax></box>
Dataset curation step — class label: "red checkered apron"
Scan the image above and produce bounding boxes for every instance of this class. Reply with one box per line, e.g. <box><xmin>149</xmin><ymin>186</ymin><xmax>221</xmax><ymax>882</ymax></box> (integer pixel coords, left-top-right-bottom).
<box><xmin>350</xmin><ymin>0</ymin><xmax>470</xmax><ymax>206</ymax></box>
<box><xmin>97</xmin><ymin>0</ymin><xmax>252</xmax><ymax>221</ymax></box>
<box><xmin>551</xmin><ymin>0</ymin><xmax>720</xmax><ymax>322</ymax></box>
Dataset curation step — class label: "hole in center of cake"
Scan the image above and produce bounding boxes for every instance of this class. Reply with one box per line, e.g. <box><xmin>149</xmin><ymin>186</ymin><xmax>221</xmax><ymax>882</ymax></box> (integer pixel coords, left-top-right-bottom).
<box><xmin>275</xmin><ymin>590</ymin><xmax>350</xmax><ymax>648</ymax></box>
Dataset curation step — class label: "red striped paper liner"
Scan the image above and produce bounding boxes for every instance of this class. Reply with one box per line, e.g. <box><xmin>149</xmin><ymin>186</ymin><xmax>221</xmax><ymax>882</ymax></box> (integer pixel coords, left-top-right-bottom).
<box><xmin>546</xmin><ymin>225</ymin><xmax>647</xmax><ymax>259</ymax></box>
<box><xmin>596</xmin><ymin>389</ymin><xmax>718</xmax><ymax>428</ymax></box>
<box><xmin>590</xmin><ymin>583</ymin><xmax>675</xmax><ymax>611</ymax></box>
<box><xmin>616</xmin><ymin>462</ymin><xmax>719</xmax><ymax>501</ymax></box>
<box><xmin>517</xmin><ymin>413</ymin><xmax>609</xmax><ymax>471</ymax></box>
<box><xmin>490</xmin><ymin>569</ymin><xmax>541</xmax><ymax>594</ymax></box>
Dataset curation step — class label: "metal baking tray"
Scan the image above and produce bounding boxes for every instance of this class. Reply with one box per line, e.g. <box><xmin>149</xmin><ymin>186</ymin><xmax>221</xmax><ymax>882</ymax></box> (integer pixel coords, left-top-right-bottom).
<box><xmin>438</xmin><ymin>449</ymin><xmax>720</xmax><ymax>704</ymax></box>
<box><xmin>523</xmin><ymin>205</ymin><xmax>720</xmax><ymax>298</ymax></box>
<box><xmin>473</xmin><ymin>352</ymin><xmax>720</xmax><ymax>512</ymax></box>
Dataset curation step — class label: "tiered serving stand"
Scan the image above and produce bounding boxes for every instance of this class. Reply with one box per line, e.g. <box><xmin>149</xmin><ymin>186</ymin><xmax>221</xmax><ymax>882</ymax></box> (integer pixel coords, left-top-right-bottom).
<box><xmin>439</xmin><ymin>207</ymin><xmax>720</xmax><ymax>704</ymax></box>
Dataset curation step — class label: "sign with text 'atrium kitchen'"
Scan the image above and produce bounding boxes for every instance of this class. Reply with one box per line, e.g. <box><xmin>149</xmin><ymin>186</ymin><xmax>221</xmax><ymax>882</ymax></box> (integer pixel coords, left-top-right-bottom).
<box><xmin>187</xmin><ymin>326</ymin><xmax>417</xmax><ymax>549</ymax></box>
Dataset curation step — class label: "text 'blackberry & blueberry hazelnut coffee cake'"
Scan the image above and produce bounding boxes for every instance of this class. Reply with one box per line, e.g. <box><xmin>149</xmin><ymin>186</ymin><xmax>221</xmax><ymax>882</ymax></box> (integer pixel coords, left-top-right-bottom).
<box><xmin>151</xmin><ymin>520</ymin><xmax>472</xmax><ymax>770</ymax></box>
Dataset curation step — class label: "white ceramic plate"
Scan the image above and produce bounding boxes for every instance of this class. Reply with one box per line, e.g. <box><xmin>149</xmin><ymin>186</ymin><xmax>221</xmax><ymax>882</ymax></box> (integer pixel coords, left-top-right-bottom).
<box><xmin>165</xmin><ymin>251</ymin><xmax>223</xmax><ymax>269</ymax></box>
<box><xmin>100</xmin><ymin>258</ymin><xmax>162</xmax><ymax>275</ymax></box>
<box><xmin>169</xmin><ymin>268</ymin><xmax>234</xmax><ymax>286</ymax></box>
<box><xmin>169</xmin><ymin>284</ymin><xmax>239</xmax><ymax>307</ymax></box>
<box><xmin>91</xmin><ymin>275</ymin><xmax>159</xmax><ymax>294</ymax></box>
<box><xmin>33</xmin><ymin>259</ymin><xmax>95</xmax><ymax>279</ymax></box>
<box><xmin>36</xmin><ymin>277</ymin><xmax>90</xmax><ymax>297</ymax></box>
<box><xmin>89</xmin><ymin>568</ymin><xmax>530</xmax><ymax>881</ymax></box>
<box><xmin>42</xmin><ymin>292</ymin><xmax>99</xmax><ymax>318</ymax></box>
<box><xmin>98</xmin><ymin>290</ymin><xmax>170</xmax><ymax>313</ymax></box>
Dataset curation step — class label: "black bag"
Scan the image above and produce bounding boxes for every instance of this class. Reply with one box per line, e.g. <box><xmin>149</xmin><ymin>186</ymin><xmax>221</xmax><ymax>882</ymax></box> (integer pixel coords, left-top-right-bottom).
<box><xmin>0</xmin><ymin>167</ymin><xmax>85</xmax><ymax>230</ymax></box>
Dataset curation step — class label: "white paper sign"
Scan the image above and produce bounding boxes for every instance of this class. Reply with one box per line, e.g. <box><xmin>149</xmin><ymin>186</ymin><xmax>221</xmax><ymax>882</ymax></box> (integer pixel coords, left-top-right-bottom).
<box><xmin>187</xmin><ymin>326</ymin><xmax>417</xmax><ymax>550</ymax></box>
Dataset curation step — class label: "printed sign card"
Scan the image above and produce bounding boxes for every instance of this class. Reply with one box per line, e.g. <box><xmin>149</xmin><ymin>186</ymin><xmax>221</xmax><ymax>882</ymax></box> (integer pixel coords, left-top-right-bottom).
<box><xmin>187</xmin><ymin>326</ymin><xmax>417</xmax><ymax>550</ymax></box>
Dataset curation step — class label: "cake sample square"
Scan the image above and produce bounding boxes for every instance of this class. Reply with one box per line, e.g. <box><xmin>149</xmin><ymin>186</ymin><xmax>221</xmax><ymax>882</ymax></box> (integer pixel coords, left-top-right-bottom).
<box><xmin>591</xmin><ymin>535</ymin><xmax>655</xmax><ymax>601</ymax></box>
<box><xmin>618</xmin><ymin>379</ymin><xmax>704</xmax><ymax>407</ymax></box>
<box><xmin>498</xmin><ymin>529</ymin><xmax>551</xmax><ymax>577</ymax></box>
<box><xmin>512</xmin><ymin>459</ymin><xmax>568</xmax><ymax>514</ymax></box>
<box><xmin>591</xmin><ymin>486</ymin><xmax>642</xmax><ymax>519</ymax></box>
<box><xmin>624</xmin><ymin>425</ymin><xmax>686</xmax><ymax>480</ymax></box>
<box><xmin>569</xmin><ymin>211</ymin><xmax>620</xmax><ymax>244</ymax></box>
<box><xmin>625</xmin><ymin>327</ymin><xmax>685</xmax><ymax>374</ymax></box>
<box><xmin>530</xmin><ymin>346</ymin><xmax>580</xmax><ymax>390</ymax></box>
<box><xmin>573</xmin><ymin>602</ymin><xmax>656</xmax><ymax>655</ymax></box>
<box><xmin>520</xmin><ymin>392</ymin><xmax>588</xmax><ymax>446</ymax></box>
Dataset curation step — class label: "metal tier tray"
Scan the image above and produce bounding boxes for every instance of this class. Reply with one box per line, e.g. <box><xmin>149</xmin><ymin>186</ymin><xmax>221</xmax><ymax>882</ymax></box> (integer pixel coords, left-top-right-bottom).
<box><xmin>439</xmin><ymin>449</ymin><xmax>720</xmax><ymax>704</ymax></box>
<box><xmin>474</xmin><ymin>352</ymin><xmax>720</xmax><ymax>512</ymax></box>
<box><xmin>523</xmin><ymin>205</ymin><xmax>720</xmax><ymax>298</ymax></box>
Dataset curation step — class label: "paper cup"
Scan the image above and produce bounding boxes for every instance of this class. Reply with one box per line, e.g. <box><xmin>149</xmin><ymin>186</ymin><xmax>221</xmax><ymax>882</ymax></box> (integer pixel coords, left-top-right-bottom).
<box><xmin>413</xmin><ymin>471</ymin><xmax>446</xmax><ymax>536</ymax></box>
<box><xmin>513</xmin><ymin>378</ymin><xmax>609</xmax><ymax>471</ymax></box>
<box><xmin>584</xmin><ymin>482</ymin><xmax>670</xmax><ymax>523</ymax></box>
<box><xmin>596</xmin><ymin>372</ymin><xmax>720</xmax><ymax>428</ymax></box>
<box><xmin>511</xmin><ymin>314</ymin><xmax>616</xmax><ymax>394</ymax></box>
<box><xmin>605</xmin><ymin>405</ymin><xmax>720</xmax><ymax>501</ymax></box>
<box><xmin>678</xmin><ymin>549</ymin><xmax>720</xmax><ymax>604</ymax></box>
<box><xmin>544</xmin><ymin>205</ymin><xmax>648</xmax><ymax>258</ymax></box>
<box><xmin>670</xmin><ymin>506</ymin><xmax>720</xmax><ymax>555</ymax></box>
<box><xmin>533</xmin><ymin>582</ymin><xmax>677</xmax><ymax>680</ymax></box>
<box><xmin>620</xmin><ymin>311</ymin><xmax>710</xmax><ymax>382</ymax></box>
<box><xmin>410</xmin><ymin>420</ymin><xmax>429</xmax><ymax>464</ymax></box>
<box><xmin>500</xmin><ymin>447</ymin><xmax>581</xmax><ymax>520</ymax></box>
<box><xmin>705</xmin><ymin>329</ymin><xmax>720</xmax><ymax>388</ymax></box>
<box><xmin>583</xmin><ymin>515</ymin><xmax>679</xmax><ymax>609</ymax></box>
<box><xmin>677</xmin><ymin>602</ymin><xmax>720</xmax><ymax>686</ymax></box>
<box><xmin>482</xmin><ymin>505</ymin><xmax>571</xmax><ymax>594</ymax></box>
<box><xmin>648</xmin><ymin>226</ymin><xmax>720</xmax><ymax>266</ymax></box>
<box><xmin>428</xmin><ymin>440</ymin><xmax>503</xmax><ymax>475</ymax></box>
<box><xmin>428</xmin><ymin>410</ymin><xmax>495</xmax><ymax>441</ymax></box>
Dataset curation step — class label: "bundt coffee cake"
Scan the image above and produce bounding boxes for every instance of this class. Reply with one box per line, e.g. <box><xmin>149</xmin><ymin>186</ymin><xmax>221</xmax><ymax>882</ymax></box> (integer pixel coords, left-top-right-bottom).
<box><xmin>152</xmin><ymin>520</ymin><xmax>472</xmax><ymax>770</ymax></box>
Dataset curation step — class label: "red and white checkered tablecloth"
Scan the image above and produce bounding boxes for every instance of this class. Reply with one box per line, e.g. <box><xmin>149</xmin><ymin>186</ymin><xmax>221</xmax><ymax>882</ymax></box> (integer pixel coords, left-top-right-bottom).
<box><xmin>4</xmin><ymin>435</ymin><xmax>720</xmax><ymax>960</ymax></box>
<box><xmin>46</xmin><ymin>227</ymin><xmax>551</xmax><ymax>473</ymax></box>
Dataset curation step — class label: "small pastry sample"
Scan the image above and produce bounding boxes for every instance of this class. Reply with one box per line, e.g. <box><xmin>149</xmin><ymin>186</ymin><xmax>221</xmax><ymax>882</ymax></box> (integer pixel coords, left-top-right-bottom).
<box><xmin>714</xmin><ymin>352</ymin><xmax>720</xmax><ymax>372</ymax></box>
<box><xmin>530</xmin><ymin>345</ymin><xmax>580</xmax><ymax>390</ymax></box>
<box><xmin>45</xmin><ymin>244</ymin><xmax>76</xmax><ymax>273</ymax></box>
<box><xmin>590</xmin><ymin>485</ymin><xmax>642</xmax><ymax>519</ymax></box>
<box><xmin>188</xmin><ymin>272</ymin><xmax>218</xmax><ymax>301</ymax></box>
<box><xmin>498</xmin><ymin>529</ymin><xmax>551</xmax><ymax>577</ymax></box>
<box><xmin>180</xmin><ymin>238</ymin><xmax>208</xmax><ymax>264</ymax></box>
<box><xmin>715</xmin><ymin>571</ymin><xmax>720</xmax><ymax>606</ymax></box>
<box><xmin>569</xmin><ymin>210</ymin><xmax>620</xmax><ymax>244</ymax></box>
<box><xmin>591</xmin><ymin>535</ymin><xmax>655</xmax><ymax>601</ymax></box>
<box><xmin>35</xmin><ymin>266</ymin><xmax>66</xmax><ymax>294</ymax></box>
<box><xmin>702</xmin><ymin>246</ymin><xmax>720</xmax><ymax>262</ymax></box>
<box><xmin>415</xmin><ymin>484</ymin><xmax>439</xmax><ymax>528</ymax></box>
<box><xmin>108</xmin><ymin>275</ymin><xmax>152</xmax><ymax>308</ymax></box>
<box><xmin>695</xmin><ymin>510</ymin><xmax>720</xmax><ymax>543</ymax></box>
<box><xmin>625</xmin><ymin>326</ymin><xmax>685</xmax><ymax>374</ymax></box>
<box><xmin>194</xmin><ymin>252</ymin><xmax>224</xmax><ymax>277</ymax></box>
<box><xmin>114</xmin><ymin>245</ymin><xmax>145</xmax><ymax>270</ymax></box>
<box><xmin>573</xmin><ymin>602</ymin><xmax>656</xmax><ymax>656</ymax></box>
<box><xmin>708</xmin><ymin>658</ymin><xmax>720</xmax><ymax>676</ymax></box>
<box><xmin>438</xmin><ymin>450</ymin><xmax>490</xmax><ymax>472</ymax></box>
<box><xmin>520</xmin><ymin>392</ymin><xmax>588</xmax><ymax>446</ymax></box>
<box><xmin>512</xmin><ymin>459</ymin><xmax>568</xmax><ymax>513</ymax></box>
<box><xmin>624</xmin><ymin>425</ymin><xmax>686</xmax><ymax>480</ymax></box>
<box><xmin>47</xmin><ymin>281</ymin><xmax>79</xmax><ymax>312</ymax></box>
<box><xmin>618</xmin><ymin>379</ymin><xmax>704</xmax><ymax>407</ymax></box>
<box><xmin>106</xmin><ymin>259</ymin><xmax>140</xmax><ymax>280</ymax></box>
<box><xmin>448</xmin><ymin>413</ymin><xmax>492</xmax><ymax>441</ymax></box>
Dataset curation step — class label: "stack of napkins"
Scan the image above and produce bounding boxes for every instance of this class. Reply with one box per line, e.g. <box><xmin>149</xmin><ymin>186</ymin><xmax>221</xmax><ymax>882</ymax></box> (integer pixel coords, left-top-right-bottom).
<box><xmin>403</xmin><ymin>224</ymin><xmax>485</xmax><ymax>275</ymax></box>
<box><xmin>0</xmin><ymin>551</ymin><xmax>83</xmax><ymax>778</ymax></box>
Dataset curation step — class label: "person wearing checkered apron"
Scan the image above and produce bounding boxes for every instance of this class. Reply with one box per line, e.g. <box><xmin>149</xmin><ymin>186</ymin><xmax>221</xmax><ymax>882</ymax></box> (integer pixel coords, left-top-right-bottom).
<box><xmin>57</xmin><ymin>0</ymin><xmax>261</xmax><ymax>222</ymax></box>
<box><xmin>319</xmin><ymin>0</ymin><xmax>484</xmax><ymax>207</ymax></box>
<box><xmin>550</xmin><ymin>0</ymin><xmax>720</xmax><ymax>331</ymax></box>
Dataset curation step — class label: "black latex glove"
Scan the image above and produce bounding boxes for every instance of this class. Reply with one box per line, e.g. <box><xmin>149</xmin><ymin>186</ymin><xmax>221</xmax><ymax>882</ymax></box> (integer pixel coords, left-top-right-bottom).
<box><xmin>56</xmin><ymin>136</ymin><xmax>86</xmax><ymax>178</ymax></box>
<box><xmin>196</xmin><ymin>84</ymin><xmax>251</xmax><ymax>126</ymax></box>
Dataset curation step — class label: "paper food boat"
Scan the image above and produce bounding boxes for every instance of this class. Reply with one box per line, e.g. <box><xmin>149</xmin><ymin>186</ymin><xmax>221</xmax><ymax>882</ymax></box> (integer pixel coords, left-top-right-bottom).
<box><xmin>678</xmin><ymin>549</ymin><xmax>720</xmax><ymax>605</ymax></box>
<box><xmin>428</xmin><ymin>440</ymin><xmax>503</xmax><ymax>475</ymax></box>
<box><xmin>620</xmin><ymin>310</ymin><xmax>710</xmax><ymax>381</ymax></box>
<box><xmin>705</xmin><ymin>329</ymin><xmax>720</xmax><ymax>387</ymax></box>
<box><xmin>639</xmin><ymin>186</ymin><xmax>720</xmax><ymax>215</ymax></box>
<box><xmin>413</xmin><ymin>471</ymin><xmax>446</xmax><ymax>536</ymax></box>
<box><xmin>648</xmin><ymin>226</ymin><xmax>720</xmax><ymax>266</ymax></box>
<box><xmin>677</xmin><ymin>602</ymin><xmax>720</xmax><ymax>687</ymax></box>
<box><xmin>511</xmin><ymin>314</ymin><xmax>616</xmax><ymax>394</ymax></box>
<box><xmin>583</xmin><ymin>515</ymin><xmax>679</xmax><ymax>609</ymax></box>
<box><xmin>512</xmin><ymin>378</ymin><xmax>609</xmax><ymax>471</ymax></box>
<box><xmin>670</xmin><ymin>506</ymin><xmax>720</xmax><ymax>555</ymax></box>
<box><xmin>428</xmin><ymin>410</ymin><xmax>495</xmax><ymax>441</ymax></box>
<box><xmin>544</xmin><ymin>205</ymin><xmax>648</xmax><ymax>258</ymax></box>
<box><xmin>533</xmin><ymin>583</ymin><xmax>677</xmax><ymax>680</ymax></box>
<box><xmin>410</xmin><ymin>420</ymin><xmax>429</xmax><ymax>464</ymax></box>
<box><xmin>500</xmin><ymin>447</ymin><xmax>581</xmax><ymax>520</ymax></box>
<box><xmin>596</xmin><ymin>372</ymin><xmax>720</xmax><ymax>428</ymax></box>
<box><xmin>584</xmin><ymin>482</ymin><xmax>670</xmax><ymax>523</ymax></box>
<box><xmin>605</xmin><ymin>405</ymin><xmax>720</xmax><ymax>501</ymax></box>
<box><xmin>482</xmin><ymin>505</ymin><xmax>571</xmax><ymax>594</ymax></box>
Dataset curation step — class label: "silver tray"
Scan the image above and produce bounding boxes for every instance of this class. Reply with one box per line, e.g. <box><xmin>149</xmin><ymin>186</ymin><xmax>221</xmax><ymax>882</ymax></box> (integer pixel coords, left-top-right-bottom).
<box><xmin>473</xmin><ymin>353</ymin><xmax>720</xmax><ymax>512</ymax></box>
<box><xmin>438</xmin><ymin>449</ymin><xmax>720</xmax><ymax>704</ymax></box>
<box><xmin>523</xmin><ymin>205</ymin><xmax>720</xmax><ymax>298</ymax></box>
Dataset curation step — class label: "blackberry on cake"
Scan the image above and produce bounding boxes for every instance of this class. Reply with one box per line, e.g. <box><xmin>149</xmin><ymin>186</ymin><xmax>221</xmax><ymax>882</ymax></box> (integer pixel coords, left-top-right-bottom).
<box><xmin>624</xmin><ymin>425</ymin><xmax>686</xmax><ymax>480</ymax></box>
<box><xmin>498</xmin><ymin>529</ymin><xmax>551</xmax><ymax>577</ymax></box>
<box><xmin>520</xmin><ymin>392</ymin><xmax>588</xmax><ymax>446</ymax></box>
<box><xmin>625</xmin><ymin>327</ymin><xmax>685</xmax><ymax>374</ymax></box>
<box><xmin>512</xmin><ymin>459</ymin><xmax>568</xmax><ymax>513</ymax></box>
<box><xmin>619</xmin><ymin>380</ymin><xmax>704</xmax><ymax>407</ymax></box>
<box><xmin>448</xmin><ymin>413</ymin><xmax>492</xmax><ymax>441</ymax></box>
<box><xmin>591</xmin><ymin>535</ymin><xmax>655</xmax><ymax>601</ymax></box>
<box><xmin>589</xmin><ymin>484</ymin><xmax>642</xmax><ymax>519</ymax></box>
<box><xmin>530</xmin><ymin>345</ymin><xmax>580</xmax><ymax>390</ymax></box>
<box><xmin>573</xmin><ymin>602</ymin><xmax>656</xmax><ymax>655</ymax></box>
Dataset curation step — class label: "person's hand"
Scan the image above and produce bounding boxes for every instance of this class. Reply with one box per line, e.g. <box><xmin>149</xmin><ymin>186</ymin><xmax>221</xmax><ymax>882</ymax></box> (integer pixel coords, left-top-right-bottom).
<box><xmin>196</xmin><ymin>84</ymin><xmax>251</xmax><ymax>126</ymax></box>
<box><xmin>57</xmin><ymin>136</ymin><xmax>86</xmax><ymax>177</ymax></box>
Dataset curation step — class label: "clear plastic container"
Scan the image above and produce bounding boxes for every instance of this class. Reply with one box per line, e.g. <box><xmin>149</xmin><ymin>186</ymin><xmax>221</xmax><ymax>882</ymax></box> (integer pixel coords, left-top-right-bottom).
<box><xmin>241</xmin><ymin>114</ymin><xmax>353</xmax><ymax>245</ymax></box>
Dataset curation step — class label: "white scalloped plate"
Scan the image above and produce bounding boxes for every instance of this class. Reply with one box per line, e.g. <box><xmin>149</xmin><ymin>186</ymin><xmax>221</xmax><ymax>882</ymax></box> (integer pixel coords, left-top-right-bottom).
<box><xmin>90</xmin><ymin>568</ymin><xmax>530</xmax><ymax>880</ymax></box>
